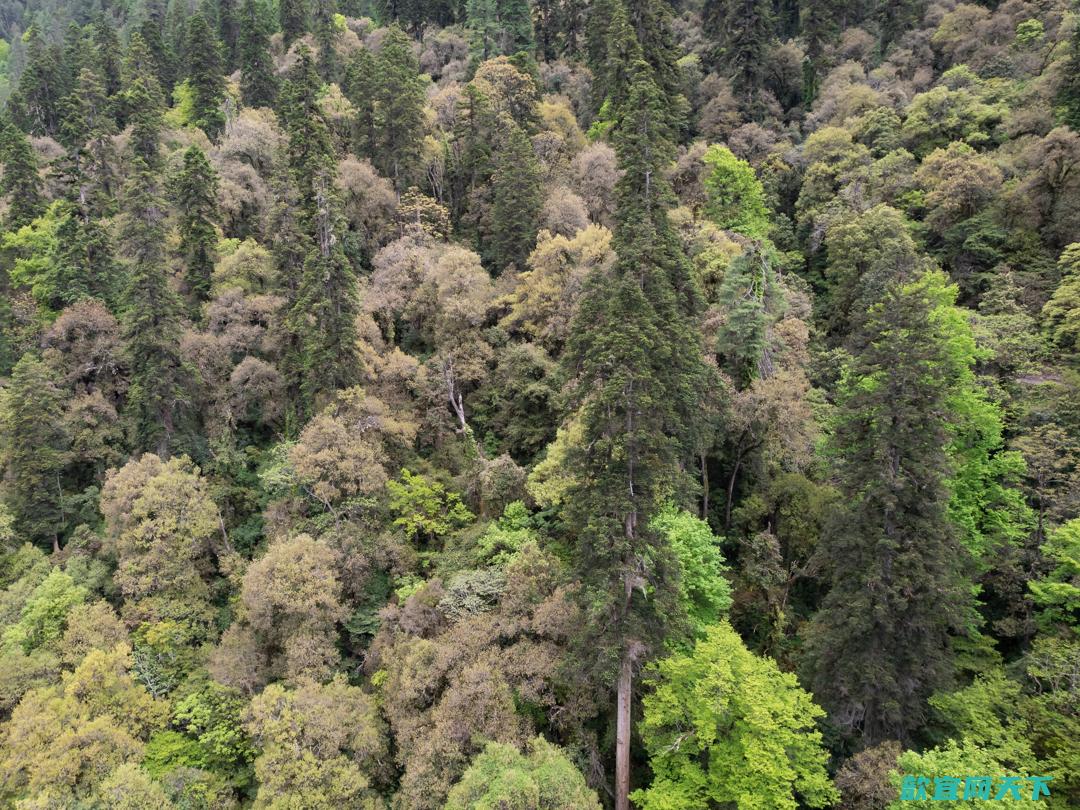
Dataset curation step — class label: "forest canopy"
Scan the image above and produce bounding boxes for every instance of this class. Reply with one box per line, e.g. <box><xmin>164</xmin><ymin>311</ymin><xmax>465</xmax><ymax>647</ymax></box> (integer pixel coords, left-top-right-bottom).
<box><xmin>0</xmin><ymin>0</ymin><xmax>1078</xmax><ymax>807</ymax></box>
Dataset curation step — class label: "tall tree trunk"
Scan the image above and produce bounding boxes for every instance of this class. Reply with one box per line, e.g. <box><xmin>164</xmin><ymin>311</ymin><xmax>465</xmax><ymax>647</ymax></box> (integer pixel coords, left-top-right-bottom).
<box><xmin>615</xmin><ymin>647</ymin><xmax>633</xmax><ymax>810</ymax></box>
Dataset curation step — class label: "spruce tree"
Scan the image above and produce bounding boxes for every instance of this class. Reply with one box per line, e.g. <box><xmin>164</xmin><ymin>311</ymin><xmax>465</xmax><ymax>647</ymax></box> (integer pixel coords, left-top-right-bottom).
<box><xmin>91</xmin><ymin>15</ymin><xmax>124</xmax><ymax>100</ymax></box>
<box><xmin>703</xmin><ymin>0</ymin><xmax>774</xmax><ymax>116</ymax></box>
<box><xmin>0</xmin><ymin>117</ymin><xmax>46</xmax><ymax>230</ymax></box>
<box><xmin>173</xmin><ymin>146</ymin><xmax>220</xmax><ymax>309</ymax></box>
<box><xmin>239</xmin><ymin>0</ymin><xmax>279</xmax><ymax>107</ymax></box>
<box><xmin>10</xmin><ymin>26</ymin><xmax>64</xmax><ymax>137</ymax></box>
<box><xmin>804</xmin><ymin>270</ymin><xmax>974</xmax><ymax>748</ymax></box>
<box><xmin>372</xmin><ymin>25</ymin><xmax>426</xmax><ymax>188</ymax></box>
<box><xmin>1058</xmin><ymin>2</ymin><xmax>1080</xmax><ymax>131</ymax></box>
<box><xmin>138</xmin><ymin>0</ymin><xmax>177</xmax><ymax>95</ymax></box>
<box><xmin>281</xmin><ymin>0</ymin><xmax>310</xmax><ymax>47</ymax></box>
<box><xmin>123</xmin><ymin>34</ymin><xmax>168</xmax><ymax>168</ymax></box>
<box><xmin>279</xmin><ymin>47</ymin><xmax>361</xmax><ymax>412</ymax></box>
<box><xmin>0</xmin><ymin>353</ymin><xmax>70</xmax><ymax>552</ymax></box>
<box><xmin>343</xmin><ymin>47</ymin><xmax>377</xmax><ymax>157</ymax></box>
<box><xmin>59</xmin><ymin>67</ymin><xmax>119</xmax><ymax>217</ymax></box>
<box><xmin>117</xmin><ymin>55</ymin><xmax>188</xmax><ymax>455</ymax></box>
<box><xmin>498</xmin><ymin>0</ymin><xmax>536</xmax><ymax>55</ymax></box>
<box><xmin>186</xmin><ymin>12</ymin><xmax>228</xmax><ymax>140</ymax></box>
<box><xmin>217</xmin><ymin>0</ymin><xmax>242</xmax><ymax>70</ymax></box>
<box><xmin>488</xmin><ymin>120</ymin><xmax>541</xmax><ymax>274</ymax></box>
<box><xmin>51</xmin><ymin>203</ymin><xmax>121</xmax><ymax>310</ymax></box>
<box><xmin>561</xmin><ymin>47</ymin><xmax>710</xmax><ymax>810</ymax></box>
<box><xmin>313</xmin><ymin>0</ymin><xmax>340</xmax><ymax>81</ymax></box>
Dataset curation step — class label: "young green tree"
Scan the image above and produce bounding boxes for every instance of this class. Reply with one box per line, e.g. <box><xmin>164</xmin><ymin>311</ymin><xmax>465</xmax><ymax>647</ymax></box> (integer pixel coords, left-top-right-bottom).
<box><xmin>804</xmin><ymin>270</ymin><xmax>975</xmax><ymax>748</ymax></box>
<box><xmin>0</xmin><ymin>354</ymin><xmax>70</xmax><ymax>552</ymax></box>
<box><xmin>172</xmin><ymin>146</ymin><xmax>220</xmax><ymax>309</ymax></box>
<box><xmin>633</xmin><ymin>622</ymin><xmax>838</xmax><ymax>810</ymax></box>
<box><xmin>239</xmin><ymin>0</ymin><xmax>279</xmax><ymax>107</ymax></box>
<box><xmin>701</xmin><ymin>144</ymin><xmax>770</xmax><ymax>238</ymax></box>
<box><xmin>185</xmin><ymin>12</ymin><xmax>227</xmax><ymax>140</ymax></box>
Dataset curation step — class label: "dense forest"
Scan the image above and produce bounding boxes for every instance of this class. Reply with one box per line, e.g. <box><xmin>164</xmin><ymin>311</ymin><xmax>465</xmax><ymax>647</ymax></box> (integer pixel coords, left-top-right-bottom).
<box><xmin>0</xmin><ymin>0</ymin><xmax>1077</xmax><ymax>805</ymax></box>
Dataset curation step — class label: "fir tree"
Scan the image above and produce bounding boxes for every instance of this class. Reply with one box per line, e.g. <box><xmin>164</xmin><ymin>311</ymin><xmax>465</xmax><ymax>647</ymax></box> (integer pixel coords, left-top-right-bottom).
<box><xmin>123</xmin><ymin>34</ymin><xmax>167</xmax><ymax>168</ymax></box>
<box><xmin>58</xmin><ymin>67</ymin><xmax>119</xmax><ymax>217</ymax></box>
<box><xmin>186</xmin><ymin>12</ymin><xmax>228</xmax><ymax>140</ymax></box>
<box><xmin>51</xmin><ymin>203</ymin><xmax>121</xmax><ymax>310</ymax></box>
<box><xmin>1058</xmin><ymin>1</ymin><xmax>1080</xmax><ymax>131</ymax></box>
<box><xmin>173</xmin><ymin>146</ymin><xmax>220</xmax><ymax>309</ymax></box>
<box><xmin>372</xmin><ymin>25</ymin><xmax>426</xmax><ymax>188</ymax></box>
<box><xmin>313</xmin><ymin>0</ymin><xmax>340</xmax><ymax>80</ymax></box>
<box><xmin>703</xmin><ymin>0</ymin><xmax>774</xmax><ymax>116</ymax></box>
<box><xmin>488</xmin><ymin>120</ymin><xmax>541</xmax><ymax>274</ymax></box>
<box><xmin>0</xmin><ymin>117</ymin><xmax>46</xmax><ymax>230</ymax></box>
<box><xmin>217</xmin><ymin>0</ymin><xmax>242</xmax><ymax>70</ymax></box>
<box><xmin>561</xmin><ymin>60</ymin><xmax>710</xmax><ymax>810</ymax></box>
<box><xmin>0</xmin><ymin>353</ymin><xmax>70</xmax><ymax>552</ymax></box>
<box><xmin>804</xmin><ymin>270</ymin><xmax>974</xmax><ymax>748</ymax></box>
<box><xmin>91</xmin><ymin>15</ymin><xmax>124</xmax><ymax>99</ymax></box>
<box><xmin>138</xmin><ymin>0</ymin><xmax>176</xmax><ymax>95</ymax></box>
<box><xmin>281</xmin><ymin>0</ymin><xmax>310</xmax><ymax>47</ymax></box>
<box><xmin>10</xmin><ymin>26</ymin><xmax>64</xmax><ymax>137</ymax></box>
<box><xmin>498</xmin><ymin>0</ymin><xmax>535</xmax><ymax>55</ymax></box>
<box><xmin>343</xmin><ymin>47</ymin><xmax>377</xmax><ymax>157</ymax></box>
<box><xmin>239</xmin><ymin>0</ymin><xmax>279</xmax><ymax>107</ymax></box>
<box><xmin>279</xmin><ymin>47</ymin><xmax>361</xmax><ymax>412</ymax></box>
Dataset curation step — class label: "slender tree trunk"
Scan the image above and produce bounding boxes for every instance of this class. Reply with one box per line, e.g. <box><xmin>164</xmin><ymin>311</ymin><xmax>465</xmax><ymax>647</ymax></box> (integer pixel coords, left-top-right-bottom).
<box><xmin>615</xmin><ymin>648</ymin><xmax>633</xmax><ymax>810</ymax></box>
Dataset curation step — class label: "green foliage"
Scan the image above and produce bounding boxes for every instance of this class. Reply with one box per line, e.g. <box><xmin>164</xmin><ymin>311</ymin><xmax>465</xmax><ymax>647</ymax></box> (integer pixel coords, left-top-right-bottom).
<box><xmin>1</xmin><ymin>568</ymin><xmax>86</xmax><ymax>653</ymax></box>
<box><xmin>172</xmin><ymin>146</ymin><xmax>220</xmax><ymax>309</ymax></box>
<box><xmin>650</xmin><ymin>505</ymin><xmax>732</xmax><ymax>638</ymax></box>
<box><xmin>701</xmin><ymin>144</ymin><xmax>770</xmax><ymax>239</ymax></box>
<box><xmin>388</xmin><ymin>469</ymin><xmax>474</xmax><ymax>543</ymax></box>
<box><xmin>445</xmin><ymin>737</ymin><xmax>601</xmax><ymax>809</ymax></box>
<box><xmin>633</xmin><ymin>622</ymin><xmax>838</xmax><ymax>810</ymax></box>
<box><xmin>1030</xmin><ymin>519</ymin><xmax>1080</xmax><ymax>632</ymax></box>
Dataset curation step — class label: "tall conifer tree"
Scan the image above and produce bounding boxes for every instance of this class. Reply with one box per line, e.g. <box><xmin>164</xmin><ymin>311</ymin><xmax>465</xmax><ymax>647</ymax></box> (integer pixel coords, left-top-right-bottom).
<box><xmin>804</xmin><ymin>270</ymin><xmax>974</xmax><ymax>748</ymax></box>
<box><xmin>239</xmin><ymin>0</ymin><xmax>279</xmax><ymax>107</ymax></box>
<box><xmin>186</xmin><ymin>12</ymin><xmax>227</xmax><ymax>140</ymax></box>
<box><xmin>173</xmin><ymin>146</ymin><xmax>220</xmax><ymax>309</ymax></box>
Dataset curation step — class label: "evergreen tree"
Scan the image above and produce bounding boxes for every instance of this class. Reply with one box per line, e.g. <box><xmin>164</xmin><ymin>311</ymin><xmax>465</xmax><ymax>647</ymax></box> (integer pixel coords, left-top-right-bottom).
<box><xmin>498</xmin><ymin>0</ymin><xmax>535</xmax><ymax>55</ymax></box>
<box><xmin>561</xmin><ymin>59</ymin><xmax>710</xmax><ymax>810</ymax></box>
<box><xmin>58</xmin><ymin>67</ymin><xmax>119</xmax><ymax>217</ymax></box>
<box><xmin>1058</xmin><ymin>2</ymin><xmax>1080</xmax><ymax>131</ymax></box>
<box><xmin>91</xmin><ymin>15</ymin><xmax>124</xmax><ymax>100</ymax></box>
<box><xmin>239</xmin><ymin>0</ymin><xmax>279</xmax><ymax>107</ymax></box>
<box><xmin>279</xmin><ymin>47</ymin><xmax>361</xmax><ymax>412</ymax></box>
<box><xmin>10</xmin><ymin>26</ymin><xmax>64</xmax><ymax>137</ymax></box>
<box><xmin>117</xmin><ymin>54</ymin><xmax>188</xmax><ymax>455</ymax></box>
<box><xmin>804</xmin><ymin>270</ymin><xmax>974</xmax><ymax>748</ymax></box>
<box><xmin>372</xmin><ymin>25</ymin><xmax>426</xmax><ymax>188</ymax></box>
<box><xmin>217</xmin><ymin>0</ymin><xmax>242</xmax><ymax>70</ymax></box>
<box><xmin>703</xmin><ymin>0</ymin><xmax>774</xmax><ymax>115</ymax></box>
<box><xmin>186</xmin><ymin>12</ymin><xmax>228</xmax><ymax>140</ymax></box>
<box><xmin>0</xmin><ymin>117</ymin><xmax>46</xmax><ymax>230</ymax></box>
<box><xmin>343</xmin><ymin>47</ymin><xmax>377</xmax><ymax>157</ymax></box>
<box><xmin>173</xmin><ymin>147</ymin><xmax>220</xmax><ymax>309</ymax></box>
<box><xmin>313</xmin><ymin>0</ymin><xmax>340</xmax><ymax>80</ymax></box>
<box><xmin>0</xmin><ymin>353</ymin><xmax>70</xmax><ymax>552</ymax></box>
<box><xmin>281</xmin><ymin>0</ymin><xmax>310</xmax><ymax>47</ymax></box>
<box><xmin>51</xmin><ymin>203</ymin><xmax>121</xmax><ymax>310</ymax></box>
<box><xmin>138</xmin><ymin>0</ymin><xmax>177</xmax><ymax>95</ymax></box>
<box><xmin>799</xmin><ymin>0</ymin><xmax>843</xmax><ymax>104</ymax></box>
<box><xmin>488</xmin><ymin>120</ymin><xmax>541</xmax><ymax>274</ymax></box>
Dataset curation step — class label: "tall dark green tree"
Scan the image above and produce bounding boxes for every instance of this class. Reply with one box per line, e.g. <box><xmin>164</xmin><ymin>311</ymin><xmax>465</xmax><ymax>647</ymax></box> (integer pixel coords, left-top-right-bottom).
<box><xmin>313</xmin><ymin>0</ymin><xmax>340</xmax><ymax>80</ymax></box>
<box><xmin>137</xmin><ymin>0</ymin><xmax>177</xmax><ymax>95</ymax></box>
<box><xmin>91</xmin><ymin>15</ymin><xmax>124</xmax><ymax>100</ymax></box>
<box><xmin>804</xmin><ymin>270</ymin><xmax>974</xmax><ymax>748</ymax></box>
<box><xmin>279</xmin><ymin>47</ymin><xmax>361</xmax><ymax>412</ymax></box>
<box><xmin>123</xmin><ymin>33</ymin><xmax>168</xmax><ymax>168</ymax></box>
<box><xmin>0</xmin><ymin>353</ymin><xmax>70</xmax><ymax>552</ymax></box>
<box><xmin>1058</xmin><ymin>1</ymin><xmax>1080</xmax><ymax>131</ymax></box>
<box><xmin>217</xmin><ymin>0</ymin><xmax>242</xmax><ymax>70</ymax></box>
<box><xmin>59</xmin><ymin>67</ymin><xmax>119</xmax><ymax>217</ymax></box>
<box><xmin>703</xmin><ymin>0</ymin><xmax>774</xmax><ymax>115</ymax></box>
<box><xmin>343</xmin><ymin>47</ymin><xmax>377</xmax><ymax>156</ymax></box>
<box><xmin>487</xmin><ymin>120</ymin><xmax>541</xmax><ymax>274</ymax></box>
<box><xmin>51</xmin><ymin>203</ymin><xmax>121</xmax><ymax>310</ymax></box>
<box><xmin>10</xmin><ymin>26</ymin><xmax>64</xmax><ymax>137</ymax></box>
<box><xmin>239</xmin><ymin>0</ymin><xmax>280</xmax><ymax>107</ymax></box>
<box><xmin>173</xmin><ymin>147</ymin><xmax>220</xmax><ymax>309</ymax></box>
<box><xmin>186</xmin><ymin>12</ymin><xmax>228</xmax><ymax>140</ymax></box>
<box><xmin>372</xmin><ymin>25</ymin><xmax>426</xmax><ymax>188</ymax></box>
<box><xmin>561</xmin><ymin>48</ymin><xmax>710</xmax><ymax>810</ymax></box>
<box><xmin>281</xmin><ymin>0</ymin><xmax>310</xmax><ymax>47</ymax></box>
<box><xmin>117</xmin><ymin>52</ymin><xmax>189</xmax><ymax>455</ymax></box>
<box><xmin>0</xmin><ymin>117</ymin><xmax>46</xmax><ymax>230</ymax></box>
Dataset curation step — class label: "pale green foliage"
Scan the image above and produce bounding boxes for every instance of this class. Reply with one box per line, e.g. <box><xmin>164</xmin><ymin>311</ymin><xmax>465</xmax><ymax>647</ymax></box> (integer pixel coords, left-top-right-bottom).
<box><xmin>633</xmin><ymin>622</ymin><xmax>838</xmax><ymax>810</ymax></box>
<box><xmin>701</xmin><ymin>144</ymin><xmax>770</xmax><ymax>239</ymax></box>
<box><xmin>445</xmin><ymin>737</ymin><xmax>602</xmax><ymax>810</ymax></box>
<box><xmin>650</xmin><ymin>505</ymin><xmax>732</xmax><ymax>637</ymax></box>
<box><xmin>1030</xmin><ymin>519</ymin><xmax>1080</xmax><ymax>631</ymax></box>
<box><xmin>1</xmin><ymin>568</ymin><xmax>86</xmax><ymax>653</ymax></box>
<box><xmin>388</xmin><ymin>469</ymin><xmax>474</xmax><ymax>543</ymax></box>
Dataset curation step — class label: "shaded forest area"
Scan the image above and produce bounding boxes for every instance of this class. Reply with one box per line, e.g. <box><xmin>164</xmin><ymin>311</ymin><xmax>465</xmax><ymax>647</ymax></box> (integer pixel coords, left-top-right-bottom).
<box><xmin>0</xmin><ymin>0</ymin><xmax>1078</xmax><ymax>806</ymax></box>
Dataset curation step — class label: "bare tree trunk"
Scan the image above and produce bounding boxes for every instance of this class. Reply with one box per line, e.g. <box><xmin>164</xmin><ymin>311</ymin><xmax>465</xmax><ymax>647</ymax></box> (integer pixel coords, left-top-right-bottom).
<box><xmin>615</xmin><ymin>648</ymin><xmax>633</xmax><ymax>810</ymax></box>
